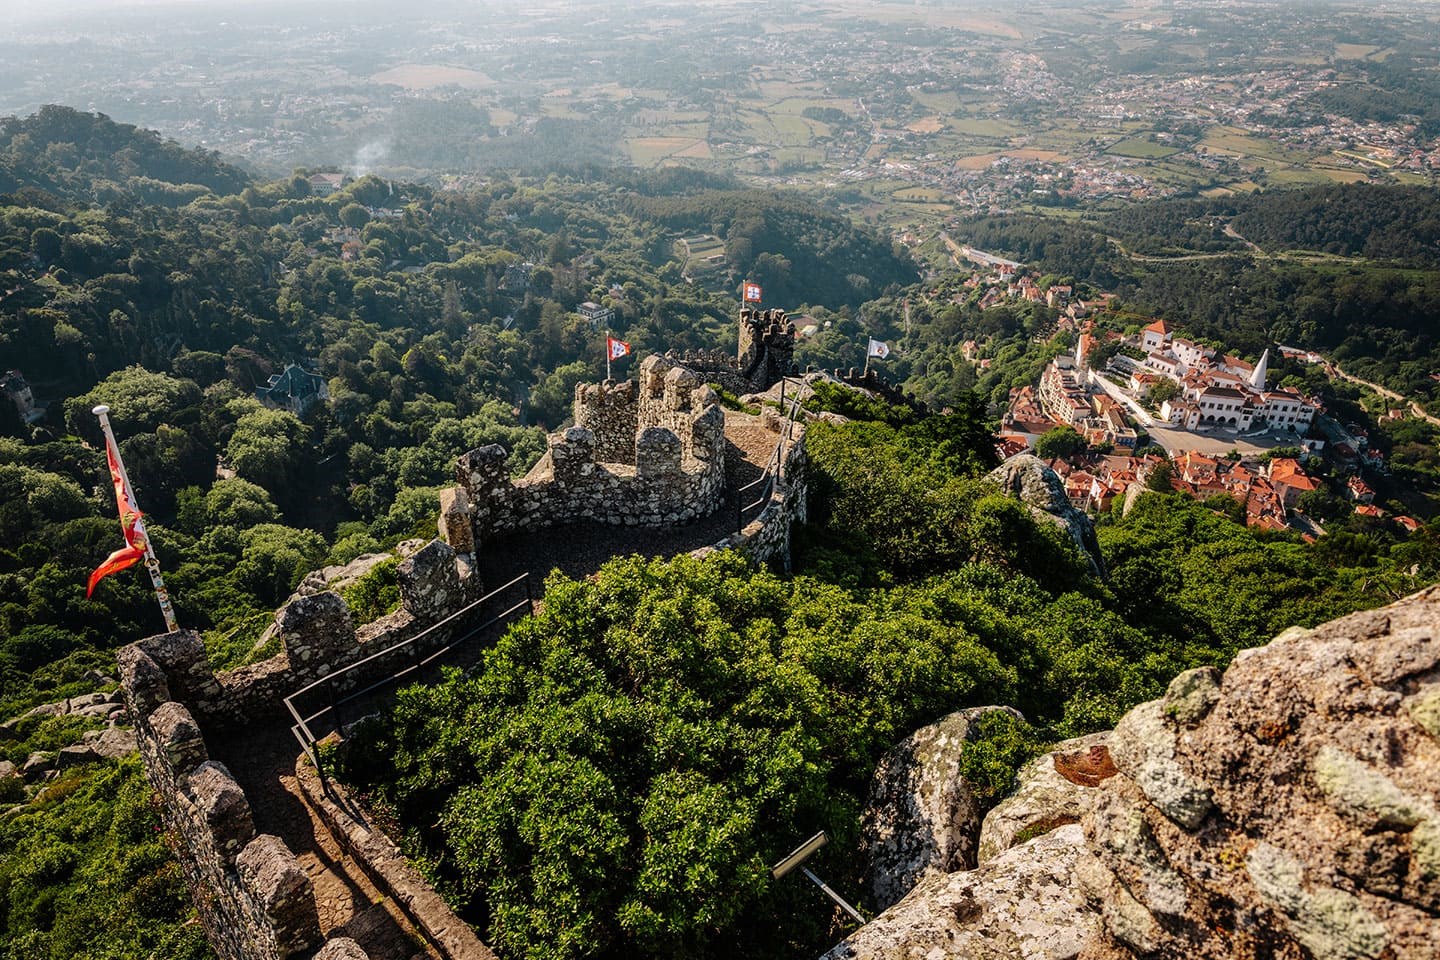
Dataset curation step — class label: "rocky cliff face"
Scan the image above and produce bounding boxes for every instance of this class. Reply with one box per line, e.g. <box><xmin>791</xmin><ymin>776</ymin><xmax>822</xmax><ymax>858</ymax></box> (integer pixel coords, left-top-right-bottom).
<box><xmin>827</xmin><ymin>585</ymin><xmax>1440</xmax><ymax>960</ymax></box>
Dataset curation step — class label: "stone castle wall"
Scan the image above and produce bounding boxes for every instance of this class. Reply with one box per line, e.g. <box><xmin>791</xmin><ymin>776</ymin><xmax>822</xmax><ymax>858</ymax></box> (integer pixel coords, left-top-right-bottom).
<box><xmin>738</xmin><ymin>307</ymin><xmax>797</xmax><ymax>390</ymax></box>
<box><xmin>694</xmin><ymin>416</ymin><xmax>808</xmax><ymax>572</ymax></box>
<box><xmin>116</xmin><ymin>538</ymin><xmax>480</xmax><ymax>960</ymax></box>
<box><xmin>119</xmin><ymin>633</ymin><xmax>327</xmax><ymax>960</ymax></box>
<box><xmin>441</xmin><ymin>355</ymin><xmax>728</xmax><ymax>549</ymax></box>
<box><xmin>827</xmin><ymin>366</ymin><xmax>929</xmax><ymax>413</ymax></box>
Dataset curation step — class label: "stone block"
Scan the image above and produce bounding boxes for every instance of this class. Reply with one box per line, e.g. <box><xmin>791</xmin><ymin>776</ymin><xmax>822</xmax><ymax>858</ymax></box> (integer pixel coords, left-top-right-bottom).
<box><xmin>275</xmin><ymin>592</ymin><xmax>355</xmax><ymax>665</ymax></box>
<box><xmin>551</xmin><ymin>426</ymin><xmax>597</xmax><ymax>482</ymax></box>
<box><xmin>314</xmin><ymin>938</ymin><xmax>369</xmax><ymax>960</ymax></box>
<box><xmin>861</xmin><ymin>705</ymin><xmax>1024</xmax><ymax>910</ymax></box>
<box><xmin>134</xmin><ymin>630</ymin><xmax>222</xmax><ymax>709</ymax></box>
<box><xmin>398</xmin><ymin>539</ymin><xmax>461</xmax><ymax>623</ymax></box>
<box><xmin>663</xmin><ymin>365</ymin><xmax>700</xmax><ymax>409</ymax></box>
<box><xmin>237</xmin><ymin>834</ymin><xmax>322</xmax><ymax>957</ymax></box>
<box><xmin>640</xmin><ymin>354</ymin><xmax>673</xmax><ymax>395</ymax></box>
<box><xmin>690</xmin><ymin>403</ymin><xmax>726</xmax><ymax>461</ymax></box>
<box><xmin>636</xmin><ymin>426</ymin><xmax>683</xmax><ymax>479</ymax></box>
<box><xmin>437</xmin><ymin>486</ymin><xmax>473</xmax><ymax>554</ymax></box>
<box><xmin>150</xmin><ymin>701</ymin><xmax>208</xmax><ymax>774</ymax></box>
<box><xmin>188</xmin><ymin>761</ymin><xmax>256</xmax><ymax>863</ymax></box>
<box><xmin>456</xmin><ymin>444</ymin><xmax>511</xmax><ymax>501</ymax></box>
<box><xmin>117</xmin><ymin>645</ymin><xmax>171</xmax><ymax>717</ymax></box>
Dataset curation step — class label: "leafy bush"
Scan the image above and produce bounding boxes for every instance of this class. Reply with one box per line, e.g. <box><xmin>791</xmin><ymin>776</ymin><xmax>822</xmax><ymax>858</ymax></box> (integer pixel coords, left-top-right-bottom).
<box><xmin>339</xmin><ymin>552</ymin><xmax>1018</xmax><ymax>960</ymax></box>
<box><xmin>0</xmin><ymin>756</ymin><xmax>212</xmax><ymax>960</ymax></box>
<box><xmin>341</xmin><ymin>557</ymin><xmax>402</xmax><ymax>624</ymax></box>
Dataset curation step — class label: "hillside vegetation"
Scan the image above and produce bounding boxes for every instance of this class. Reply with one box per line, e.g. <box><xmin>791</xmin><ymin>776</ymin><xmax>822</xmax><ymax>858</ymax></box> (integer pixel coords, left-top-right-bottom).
<box><xmin>337</xmin><ymin>389</ymin><xmax>1435</xmax><ymax>960</ymax></box>
<box><xmin>4</xmin><ymin>110</ymin><xmax>1440</xmax><ymax>960</ymax></box>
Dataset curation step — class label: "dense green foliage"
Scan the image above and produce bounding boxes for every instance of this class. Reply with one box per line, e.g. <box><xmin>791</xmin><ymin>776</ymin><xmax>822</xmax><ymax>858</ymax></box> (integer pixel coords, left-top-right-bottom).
<box><xmin>0</xmin><ymin>112</ymin><xmax>917</xmax><ymax>716</ymax></box>
<box><xmin>0</xmin><ymin>756</ymin><xmax>212</xmax><ymax>960</ymax></box>
<box><xmin>624</xmin><ymin>189</ymin><xmax>918</xmax><ymax>307</ymax></box>
<box><xmin>1104</xmin><ymin>185</ymin><xmax>1440</xmax><ymax>265</ymax></box>
<box><xmin>340</xmin><ymin>391</ymin><xmax>1430</xmax><ymax>960</ymax></box>
<box><xmin>6</xmin><ymin>107</ymin><xmax>1440</xmax><ymax>960</ymax></box>
<box><xmin>0</xmin><ymin>106</ymin><xmax>250</xmax><ymax>204</ymax></box>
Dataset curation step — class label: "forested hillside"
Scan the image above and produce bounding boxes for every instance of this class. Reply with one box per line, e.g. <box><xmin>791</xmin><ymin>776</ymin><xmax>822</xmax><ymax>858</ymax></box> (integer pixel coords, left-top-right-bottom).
<box><xmin>1104</xmin><ymin>184</ymin><xmax>1440</xmax><ymax>264</ymax></box>
<box><xmin>0</xmin><ymin>106</ymin><xmax>251</xmax><ymax>205</ymax></box>
<box><xmin>624</xmin><ymin>189</ymin><xmax>919</xmax><ymax>307</ymax></box>
<box><xmin>5</xmin><ymin>110</ymin><xmax>1440</xmax><ymax>960</ymax></box>
<box><xmin>0</xmin><ymin>111</ymin><xmax>918</xmax><ymax>722</ymax></box>
<box><xmin>939</xmin><ymin>184</ymin><xmax>1440</xmax><ymax>408</ymax></box>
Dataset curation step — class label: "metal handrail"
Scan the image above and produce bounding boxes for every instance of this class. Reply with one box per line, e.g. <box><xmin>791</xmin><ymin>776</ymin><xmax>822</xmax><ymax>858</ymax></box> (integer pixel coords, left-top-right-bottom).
<box><xmin>285</xmin><ymin>572</ymin><xmax>533</xmax><ymax>789</ymax></box>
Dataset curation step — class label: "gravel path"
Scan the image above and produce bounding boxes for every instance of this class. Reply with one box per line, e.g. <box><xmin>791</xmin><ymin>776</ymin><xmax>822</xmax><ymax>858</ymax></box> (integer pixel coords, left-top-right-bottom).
<box><xmin>210</xmin><ymin>725</ymin><xmax>434</xmax><ymax>959</ymax></box>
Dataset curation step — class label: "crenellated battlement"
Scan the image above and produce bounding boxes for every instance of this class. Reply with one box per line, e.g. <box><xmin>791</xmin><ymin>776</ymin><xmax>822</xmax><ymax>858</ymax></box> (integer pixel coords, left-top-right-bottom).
<box><xmin>119</xmin><ymin>634</ymin><xmax>326</xmax><ymax>960</ymax></box>
<box><xmin>827</xmin><ymin>366</ymin><xmax>929</xmax><ymax>414</ymax></box>
<box><xmin>442</xmin><ymin>355</ymin><xmax>728</xmax><ymax>549</ymax></box>
<box><xmin>738</xmin><ymin>307</ymin><xmax>798</xmax><ymax>390</ymax></box>
<box><xmin>114</xmin><ymin>536</ymin><xmax>487</xmax><ymax>960</ymax></box>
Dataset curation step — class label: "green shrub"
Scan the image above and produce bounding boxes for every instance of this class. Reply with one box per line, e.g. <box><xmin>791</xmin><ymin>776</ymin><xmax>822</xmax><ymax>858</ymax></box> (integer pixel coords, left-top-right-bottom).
<box><xmin>341</xmin><ymin>557</ymin><xmax>402</xmax><ymax>624</ymax></box>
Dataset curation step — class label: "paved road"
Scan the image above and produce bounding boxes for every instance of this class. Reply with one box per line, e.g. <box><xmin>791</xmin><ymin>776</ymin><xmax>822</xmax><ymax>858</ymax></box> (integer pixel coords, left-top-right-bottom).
<box><xmin>1091</xmin><ymin>373</ymin><xmax>1155</xmax><ymax>427</ymax></box>
<box><xmin>1326</xmin><ymin>362</ymin><xmax>1440</xmax><ymax>428</ymax></box>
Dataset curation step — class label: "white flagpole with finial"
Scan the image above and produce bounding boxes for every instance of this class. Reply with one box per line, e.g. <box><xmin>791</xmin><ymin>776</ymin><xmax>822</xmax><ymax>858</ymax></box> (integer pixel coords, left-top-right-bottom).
<box><xmin>93</xmin><ymin>404</ymin><xmax>180</xmax><ymax>633</ymax></box>
<box><xmin>606</xmin><ymin>329</ymin><xmax>612</xmax><ymax>381</ymax></box>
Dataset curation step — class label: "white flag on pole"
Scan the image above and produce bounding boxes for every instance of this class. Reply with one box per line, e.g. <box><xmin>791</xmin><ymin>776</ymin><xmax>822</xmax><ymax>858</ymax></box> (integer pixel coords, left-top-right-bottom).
<box><xmin>867</xmin><ymin>338</ymin><xmax>890</xmax><ymax>359</ymax></box>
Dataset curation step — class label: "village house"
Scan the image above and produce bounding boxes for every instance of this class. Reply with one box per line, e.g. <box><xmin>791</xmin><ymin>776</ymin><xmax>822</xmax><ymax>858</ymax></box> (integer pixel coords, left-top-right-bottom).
<box><xmin>577</xmin><ymin>301</ymin><xmax>615</xmax><ymax>328</ymax></box>
<box><xmin>1</xmin><ymin>369</ymin><xmax>38</xmax><ymax>423</ymax></box>
<box><xmin>255</xmin><ymin>363</ymin><xmax>329</xmax><ymax>417</ymax></box>
<box><xmin>1265</xmin><ymin>457</ymin><xmax>1322</xmax><ymax>509</ymax></box>
<box><xmin>1037</xmin><ymin>355</ymin><xmax>1092</xmax><ymax>425</ymax></box>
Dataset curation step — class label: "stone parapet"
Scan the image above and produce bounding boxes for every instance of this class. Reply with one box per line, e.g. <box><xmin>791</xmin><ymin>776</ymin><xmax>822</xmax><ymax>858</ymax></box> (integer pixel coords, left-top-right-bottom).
<box><xmin>297</xmin><ymin>759</ymin><xmax>498</xmax><ymax>960</ymax></box>
<box><xmin>119</xmin><ymin>675</ymin><xmax>334</xmax><ymax>960</ymax></box>
<box><xmin>443</xmin><ymin>364</ymin><xmax>728</xmax><ymax>548</ymax></box>
<box><xmin>573</xmin><ymin>378</ymin><xmax>639</xmax><ymax>464</ymax></box>
<box><xmin>694</xmin><ymin>420</ymin><xmax>807</xmax><ymax>572</ymax></box>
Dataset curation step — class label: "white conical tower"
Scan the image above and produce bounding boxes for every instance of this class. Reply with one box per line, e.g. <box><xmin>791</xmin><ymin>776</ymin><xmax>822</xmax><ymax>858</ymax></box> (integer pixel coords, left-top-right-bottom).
<box><xmin>1250</xmin><ymin>348</ymin><xmax>1269</xmax><ymax>392</ymax></box>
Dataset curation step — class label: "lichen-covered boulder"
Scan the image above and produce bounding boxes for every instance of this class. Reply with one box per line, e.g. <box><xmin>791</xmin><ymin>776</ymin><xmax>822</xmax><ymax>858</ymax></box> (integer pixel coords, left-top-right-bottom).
<box><xmin>977</xmin><ymin>731</ymin><xmax>1115</xmax><ymax>864</ymax></box>
<box><xmin>825</xmin><ymin>824</ymin><xmax>1099</xmax><ymax>960</ymax></box>
<box><xmin>832</xmin><ymin>586</ymin><xmax>1440</xmax><ymax>960</ymax></box>
<box><xmin>860</xmin><ymin>706</ymin><xmax>1022</xmax><ymax>910</ymax></box>
<box><xmin>984</xmin><ymin>454</ymin><xmax>1105</xmax><ymax>577</ymax></box>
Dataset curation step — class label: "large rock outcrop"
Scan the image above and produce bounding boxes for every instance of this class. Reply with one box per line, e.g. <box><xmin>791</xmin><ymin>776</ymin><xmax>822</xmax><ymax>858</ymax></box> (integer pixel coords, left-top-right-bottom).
<box><xmin>860</xmin><ymin>706</ymin><xmax>1022</xmax><ymax>910</ymax></box>
<box><xmin>985</xmin><ymin>454</ymin><xmax>1106</xmax><ymax>577</ymax></box>
<box><xmin>827</xmin><ymin>585</ymin><xmax>1440</xmax><ymax>959</ymax></box>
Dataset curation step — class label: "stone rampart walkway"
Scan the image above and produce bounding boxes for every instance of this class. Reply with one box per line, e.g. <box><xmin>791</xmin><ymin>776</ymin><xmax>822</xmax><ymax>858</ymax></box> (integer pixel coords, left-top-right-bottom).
<box><xmin>211</xmin><ymin>410</ymin><xmax>787</xmax><ymax>959</ymax></box>
<box><xmin>475</xmin><ymin>410</ymin><xmax>778</xmax><ymax>586</ymax></box>
<box><xmin>210</xmin><ymin>724</ymin><xmax>436</xmax><ymax>960</ymax></box>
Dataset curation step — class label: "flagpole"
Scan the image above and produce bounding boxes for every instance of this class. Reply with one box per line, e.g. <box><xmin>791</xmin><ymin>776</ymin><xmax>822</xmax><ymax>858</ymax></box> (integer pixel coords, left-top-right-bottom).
<box><xmin>93</xmin><ymin>405</ymin><xmax>180</xmax><ymax>633</ymax></box>
<box><xmin>605</xmin><ymin>329</ymin><xmax>612</xmax><ymax>381</ymax></box>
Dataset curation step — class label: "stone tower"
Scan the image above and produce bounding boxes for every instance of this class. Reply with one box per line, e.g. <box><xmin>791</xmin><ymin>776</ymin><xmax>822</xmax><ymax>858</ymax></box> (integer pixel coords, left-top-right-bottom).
<box><xmin>737</xmin><ymin>307</ymin><xmax>797</xmax><ymax>391</ymax></box>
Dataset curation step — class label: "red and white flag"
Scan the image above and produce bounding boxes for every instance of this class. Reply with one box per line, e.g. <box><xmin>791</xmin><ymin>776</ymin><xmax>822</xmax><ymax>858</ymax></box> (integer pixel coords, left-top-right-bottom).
<box><xmin>742</xmin><ymin>281</ymin><xmax>762</xmax><ymax>303</ymax></box>
<box><xmin>87</xmin><ymin>434</ymin><xmax>147</xmax><ymax>597</ymax></box>
<box><xmin>607</xmin><ymin>337</ymin><xmax>632</xmax><ymax>361</ymax></box>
